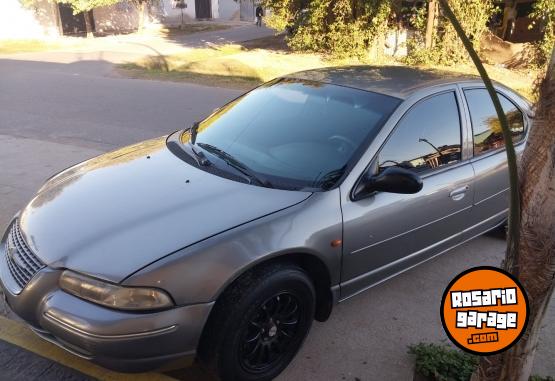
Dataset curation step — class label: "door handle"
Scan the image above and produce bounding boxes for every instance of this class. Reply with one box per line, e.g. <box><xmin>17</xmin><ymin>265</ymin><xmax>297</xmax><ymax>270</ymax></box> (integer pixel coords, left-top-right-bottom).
<box><xmin>449</xmin><ymin>185</ymin><xmax>469</xmax><ymax>201</ymax></box>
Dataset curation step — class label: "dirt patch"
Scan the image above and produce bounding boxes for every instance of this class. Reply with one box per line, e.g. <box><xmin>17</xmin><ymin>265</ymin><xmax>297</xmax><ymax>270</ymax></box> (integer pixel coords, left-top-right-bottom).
<box><xmin>480</xmin><ymin>32</ymin><xmax>526</xmax><ymax>66</ymax></box>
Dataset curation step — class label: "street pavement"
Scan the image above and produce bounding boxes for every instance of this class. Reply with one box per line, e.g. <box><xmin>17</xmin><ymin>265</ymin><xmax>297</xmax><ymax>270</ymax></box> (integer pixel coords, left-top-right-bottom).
<box><xmin>0</xmin><ymin>31</ymin><xmax>554</xmax><ymax>380</ymax></box>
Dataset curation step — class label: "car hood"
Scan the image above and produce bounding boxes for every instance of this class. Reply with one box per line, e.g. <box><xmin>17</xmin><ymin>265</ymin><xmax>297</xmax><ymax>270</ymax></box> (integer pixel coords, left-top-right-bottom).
<box><xmin>19</xmin><ymin>136</ymin><xmax>311</xmax><ymax>283</ymax></box>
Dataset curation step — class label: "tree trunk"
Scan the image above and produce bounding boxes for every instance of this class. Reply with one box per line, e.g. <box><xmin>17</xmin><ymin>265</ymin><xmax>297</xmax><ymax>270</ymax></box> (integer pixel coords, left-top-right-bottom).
<box><xmin>137</xmin><ymin>1</ymin><xmax>146</xmax><ymax>32</ymax></box>
<box><xmin>500</xmin><ymin>0</ymin><xmax>516</xmax><ymax>39</ymax></box>
<box><xmin>472</xmin><ymin>46</ymin><xmax>555</xmax><ymax>381</ymax></box>
<box><xmin>84</xmin><ymin>10</ymin><xmax>94</xmax><ymax>38</ymax></box>
<box><xmin>425</xmin><ymin>0</ymin><xmax>437</xmax><ymax>49</ymax></box>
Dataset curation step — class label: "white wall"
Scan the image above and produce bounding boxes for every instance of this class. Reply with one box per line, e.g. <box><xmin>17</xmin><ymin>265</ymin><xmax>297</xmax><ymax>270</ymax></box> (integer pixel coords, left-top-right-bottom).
<box><xmin>0</xmin><ymin>0</ymin><xmax>60</xmax><ymax>39</ymax></box>
<box><xmin>217</xmin><ymin>0</ymin><xmax>239</xmax><ymax>20</ymax></box>
<box><xmin>158</xmin><ymin>0</ymin><xmax>196</xmax><ymax>25</ymax></box>
<box><xmin>384</xmin><ymin>29</ymin><xmax>409</xmax><ymax>57</ymax></box>
<box><xmin>158</xmin><ymin>0</ymin><xmax>239</xmax><ymax>23</ymax></box>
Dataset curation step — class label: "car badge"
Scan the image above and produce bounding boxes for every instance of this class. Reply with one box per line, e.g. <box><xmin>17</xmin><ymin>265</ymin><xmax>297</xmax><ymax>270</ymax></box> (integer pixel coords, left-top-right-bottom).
<box><xmin>7</xmin><ymin>239</ymin><xmax>28</xmax><ymax>272</ymax></box>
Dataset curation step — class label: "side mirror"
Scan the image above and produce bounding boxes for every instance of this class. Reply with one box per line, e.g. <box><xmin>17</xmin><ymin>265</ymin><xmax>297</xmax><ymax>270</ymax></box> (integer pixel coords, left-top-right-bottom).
<box><xmin>353</xmin><ymin>166</ymin><xmax>423</xmax><ymax>201</ymax></box>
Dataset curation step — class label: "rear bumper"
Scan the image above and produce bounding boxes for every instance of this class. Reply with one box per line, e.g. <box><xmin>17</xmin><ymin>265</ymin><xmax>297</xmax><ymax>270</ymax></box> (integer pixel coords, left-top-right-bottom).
<box><xmin>1</xmin><ymin>222</ymin><xmax>214</xmax><ymax>372</ymax></box>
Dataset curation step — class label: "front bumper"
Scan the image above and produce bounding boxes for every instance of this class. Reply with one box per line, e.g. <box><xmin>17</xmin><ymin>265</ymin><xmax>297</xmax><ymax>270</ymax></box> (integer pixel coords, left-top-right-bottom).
<box><xmin>0</xmin><ymin>221</ymin><xmax>214</xmax><ymax>372</ymax></box>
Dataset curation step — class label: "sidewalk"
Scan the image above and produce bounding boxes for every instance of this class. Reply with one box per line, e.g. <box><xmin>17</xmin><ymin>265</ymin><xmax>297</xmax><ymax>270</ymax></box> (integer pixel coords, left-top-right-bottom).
<box><xmin>0</xmin><ymin>339</ymin><xmax>93</xmax><ymax>381</ymax></box>
<box><xmin>0</xmin><ymin>24</ymin><xmax>275</xmax><ymax>67</ymax></box>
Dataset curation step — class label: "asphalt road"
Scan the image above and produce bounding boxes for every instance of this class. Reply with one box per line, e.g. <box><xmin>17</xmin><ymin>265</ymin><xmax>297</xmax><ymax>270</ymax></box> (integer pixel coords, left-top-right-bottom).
<box><xmin>0</xmin><ymin>57</ymin><xmax>553</xmax><ymax>380</ymax></box>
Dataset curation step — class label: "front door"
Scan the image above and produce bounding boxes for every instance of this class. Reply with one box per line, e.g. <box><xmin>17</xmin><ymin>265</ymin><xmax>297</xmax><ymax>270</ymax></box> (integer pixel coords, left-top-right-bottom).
<box><xmin>340</xmin><ymin>90</ymin><xmax>475</xmax><ymax>298</ymax></box>
<box><xmin>195</xmin><ymin>0</ymin><xmax>212</xmax><ymax>19</ymax></box>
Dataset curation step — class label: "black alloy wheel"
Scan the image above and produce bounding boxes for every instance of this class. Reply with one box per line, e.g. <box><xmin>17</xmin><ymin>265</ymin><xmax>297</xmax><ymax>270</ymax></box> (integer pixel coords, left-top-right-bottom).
<box><xmin>239</xmin><ymin>292</ymin><xmax>302</xmax><ymax>373</ymax></box>
<box><xmin>199</xmin><ymin>263</ymin><xmax>315</xmax><ymax>381</ymax></box>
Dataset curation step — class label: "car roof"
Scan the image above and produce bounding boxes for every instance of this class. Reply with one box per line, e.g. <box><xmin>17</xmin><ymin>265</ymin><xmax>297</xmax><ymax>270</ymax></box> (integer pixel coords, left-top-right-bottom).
<box><xmin>286</xmin><ymin>65</ymin><xmax>484</xmax><ymax>100</ymax></box>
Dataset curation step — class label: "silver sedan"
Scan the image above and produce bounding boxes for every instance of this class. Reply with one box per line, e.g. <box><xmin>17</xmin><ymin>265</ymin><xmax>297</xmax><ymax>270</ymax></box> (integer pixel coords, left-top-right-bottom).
<box><xmin>0</xmin><ymin>66</ymin><xmax>531</xmax><ymax>381</ymax></box>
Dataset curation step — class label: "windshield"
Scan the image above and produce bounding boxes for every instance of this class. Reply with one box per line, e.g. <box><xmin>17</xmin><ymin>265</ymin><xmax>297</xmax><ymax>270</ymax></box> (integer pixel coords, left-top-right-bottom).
<box><xmin>180</xmin><ymin>78</ymin><xmax>401</xmax><ymax>190</ymax></box>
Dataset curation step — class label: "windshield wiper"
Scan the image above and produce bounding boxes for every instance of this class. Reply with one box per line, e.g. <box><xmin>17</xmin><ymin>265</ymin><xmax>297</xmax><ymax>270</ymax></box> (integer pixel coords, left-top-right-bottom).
<box><xmin>197</xmin><ymin>143</ymin><xmax>272</xmax><ymax>188</ymax></box>
<box><xmin>312</xmin><ymin>166</ymin><xmax>346</xmax><ymax>190</ymax></box>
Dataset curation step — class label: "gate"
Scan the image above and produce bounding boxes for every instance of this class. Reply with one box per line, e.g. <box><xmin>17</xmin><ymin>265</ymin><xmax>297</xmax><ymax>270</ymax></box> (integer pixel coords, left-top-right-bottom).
<box><xmin>58</xmin><ymin>3</ymin><xmax>88</xmax><ymax>35</ymax></box>
<box><xmin>195</xmin><ymin>0</ymin><xmax>212</xmax><ymax>19</ymax></box>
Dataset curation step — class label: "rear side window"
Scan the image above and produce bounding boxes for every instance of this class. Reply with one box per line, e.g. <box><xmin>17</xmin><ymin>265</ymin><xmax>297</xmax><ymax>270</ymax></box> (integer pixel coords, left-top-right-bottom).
<box><xmin>464</xmin><ymin>89</ymin><xmax>525</xmax><ymax>156</ymax></box>
<box><xmin>378</xmin><ymin>92</ymin><xmax>462</xmax><ymax>174</ymax></box>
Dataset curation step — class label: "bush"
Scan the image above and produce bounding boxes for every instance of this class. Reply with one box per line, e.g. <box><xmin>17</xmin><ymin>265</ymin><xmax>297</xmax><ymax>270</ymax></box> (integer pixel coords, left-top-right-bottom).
<box><xmin>408</xmin><ymin>342</ymin><xmax>478</xmax><ymax>381</ymax></box>
<box><xmin>409</xmin><ymin>342</ymin><xmax>554</xmax><ymax>381</ymax></box>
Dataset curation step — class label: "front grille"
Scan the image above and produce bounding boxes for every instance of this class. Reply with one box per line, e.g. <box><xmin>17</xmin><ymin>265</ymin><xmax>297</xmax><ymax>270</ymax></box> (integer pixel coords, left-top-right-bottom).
<box><xmin>4</xmin><ymin>222</ymin><xmax>45</xmax><ymax>289</ymax></box>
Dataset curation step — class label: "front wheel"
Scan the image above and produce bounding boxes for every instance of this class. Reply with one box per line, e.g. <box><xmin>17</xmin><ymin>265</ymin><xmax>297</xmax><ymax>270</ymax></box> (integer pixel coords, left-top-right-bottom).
<box><xmin>198</xmin><ymin>263</ymin><xmax>315</xmax><ymax>381</ymax></box>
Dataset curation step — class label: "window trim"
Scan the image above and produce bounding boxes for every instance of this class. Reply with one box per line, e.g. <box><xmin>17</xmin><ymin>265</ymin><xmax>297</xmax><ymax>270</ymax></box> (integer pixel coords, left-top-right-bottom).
<box><xmin>350</xmin><ymin>89</ymin><xmax>466</xmax><ymax>201</ymax></box>
<box><xmin>460</xmin><ymin>86</ymin><xmax>528</xmax><ymax>160</ymax></box>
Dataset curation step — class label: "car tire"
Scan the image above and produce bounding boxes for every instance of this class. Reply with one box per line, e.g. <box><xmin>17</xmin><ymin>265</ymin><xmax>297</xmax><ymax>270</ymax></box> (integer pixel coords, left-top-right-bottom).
<box><xmin>198</xmin><ymin>262</ymin><xmax>316</xmax><ymax>381</ymax></box>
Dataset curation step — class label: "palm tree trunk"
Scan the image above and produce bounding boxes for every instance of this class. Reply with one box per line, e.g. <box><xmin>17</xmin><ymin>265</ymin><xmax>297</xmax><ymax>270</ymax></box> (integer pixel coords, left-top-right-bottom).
<box><xmin>472</xmin><ymin>46</ymin><xmax>555</xmax><ymax>381</ymax></box>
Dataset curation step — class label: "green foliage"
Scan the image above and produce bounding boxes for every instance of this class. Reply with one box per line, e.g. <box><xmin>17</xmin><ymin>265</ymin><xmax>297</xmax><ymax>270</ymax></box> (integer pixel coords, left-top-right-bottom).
<box><xmin>263</xmin><ymin>0</ymin><xmax>397</xmax><ymax>58</ymax></box>
<box><xmin>529</xmin><ymin>0</ymin><xmax>555</xmax><ymax>67</ymax></box>
<box><xmin>405</xmin><ymin>0</ymin><xmax>496</xmax><ymax>66</ymax></box>
<box><xmin>263</xmin><ymin>0</ymin><xmax>306</xmax><ymax>32</ymax></box>
<box><xmin>57</xmin><ymin>0</ymin><xmax>121</xmax><ymax>13</ymax></box>
<box><xmin>408</xmin><ymin>342</ymin><xmax>478</xmax><ymax>381</ymax></box>
<box><xmin>409</xmin><ymin>342</ymin><xmax>554</xmax><ymax>381</ymax></box>
<box><xmin>530</xmin><ymin>376</ymin><xmax>555</xmax><ymax>381</ymax></box>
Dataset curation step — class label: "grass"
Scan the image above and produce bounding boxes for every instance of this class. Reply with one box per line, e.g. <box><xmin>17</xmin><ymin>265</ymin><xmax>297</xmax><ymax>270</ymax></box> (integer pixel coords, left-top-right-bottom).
<box><xmin>119</xmin><ymin>44</ymin><xmax>328</xmax><ymax>89</ymax></box>
<box><xmin>0</xmin><ymin>39</ymin><xmax>63</xmax><ymax>54</ymax></box>
<box><xmin>118</xmin><ymin>39</ymin><xmax>539</xmax><ymax>100</ymax></box>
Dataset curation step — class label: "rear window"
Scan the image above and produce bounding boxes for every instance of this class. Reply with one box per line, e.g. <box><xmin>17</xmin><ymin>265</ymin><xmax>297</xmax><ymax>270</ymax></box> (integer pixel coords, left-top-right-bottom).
<box><xmin>464</xmin><ymin>89</ymin><xmax>525</xmax><ymax>156</ymax></box>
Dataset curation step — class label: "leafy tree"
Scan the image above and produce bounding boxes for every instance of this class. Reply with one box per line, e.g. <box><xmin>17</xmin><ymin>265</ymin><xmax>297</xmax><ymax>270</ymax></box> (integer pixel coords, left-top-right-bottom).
<box><xmin>263</xmin><ymin>0</ymin><xmax>399</xmax><ymax>58</ymax></box>
<box><xmin>528</xmin><ymin>0</ymin><xmax>555</xmax><ymax>66</ymax></box>
<box><xmin>58</xmin><ymin>0</ymin><xmax>119</xmax><ymax>36</ymax></box>
<box><xmin>405</xmin><ymin>0</ymin><xmax>496</xmax><ymax>65</ymax></box>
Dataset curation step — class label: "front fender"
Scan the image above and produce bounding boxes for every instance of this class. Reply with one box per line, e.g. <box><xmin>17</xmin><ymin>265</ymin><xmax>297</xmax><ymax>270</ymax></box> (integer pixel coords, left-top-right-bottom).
<box><xmin>122</xmin><ymin>190</ymin><xmax>343</xmax><ymax>305</ymax></box>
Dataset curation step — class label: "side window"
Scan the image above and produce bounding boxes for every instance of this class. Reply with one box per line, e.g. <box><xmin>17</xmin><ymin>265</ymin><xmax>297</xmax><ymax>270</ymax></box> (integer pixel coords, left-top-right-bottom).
<box><xmin>378</xmin><ymin>92</ymin><xmax>462</xmax><ymax>174</ymax></box>
<box><xmin>464</xmin><ymin>89</ymin><xmax>525</xmax><ymax>156</ymax></box>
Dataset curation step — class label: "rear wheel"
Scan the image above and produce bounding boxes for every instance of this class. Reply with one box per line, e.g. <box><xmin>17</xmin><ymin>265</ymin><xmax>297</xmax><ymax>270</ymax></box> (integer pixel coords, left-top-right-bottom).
<box><xmin>198</xmin><ymin>263</ymin><xmax>315</xmax><ymax>381</ymax></box>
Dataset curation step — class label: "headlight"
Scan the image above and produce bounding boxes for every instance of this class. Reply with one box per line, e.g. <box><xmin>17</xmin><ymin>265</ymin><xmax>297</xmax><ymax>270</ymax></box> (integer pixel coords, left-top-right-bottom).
<box><xmin>59</xmin><ymin>270</ymin><xmax>174</xmax><ymax>311</ymax></box>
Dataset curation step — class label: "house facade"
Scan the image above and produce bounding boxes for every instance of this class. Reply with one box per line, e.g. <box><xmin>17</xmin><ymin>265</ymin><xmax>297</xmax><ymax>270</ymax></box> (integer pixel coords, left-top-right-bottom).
<box><xmin>0</xmin><ymin>0</ymin><xmax>262</xmax><ymax>39</ymax></box>
<box><xmin>158</xmin><ymin>0</ymin><xmax>262</xmax><ymax>26</ymax></box>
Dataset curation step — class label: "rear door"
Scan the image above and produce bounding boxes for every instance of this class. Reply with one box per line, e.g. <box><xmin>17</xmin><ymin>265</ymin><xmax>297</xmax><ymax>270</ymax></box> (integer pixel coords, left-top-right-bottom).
<box><xmin>340</xmin><ymin>88</ymin><xmax>475</xmax><ymax>298</ymax></box>
<box><xmin>460</xmin><ymin>88</ymin><xmax>527</xmax><ymax>237</ymax></box>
